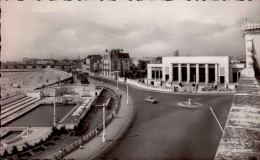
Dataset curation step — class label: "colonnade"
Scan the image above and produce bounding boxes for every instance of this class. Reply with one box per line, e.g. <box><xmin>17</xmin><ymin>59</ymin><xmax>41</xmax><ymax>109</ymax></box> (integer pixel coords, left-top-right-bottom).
<box><xmin>171</xmin><ymin>63</ymin><xmax>218</xmax><ymax>84</ymax></box>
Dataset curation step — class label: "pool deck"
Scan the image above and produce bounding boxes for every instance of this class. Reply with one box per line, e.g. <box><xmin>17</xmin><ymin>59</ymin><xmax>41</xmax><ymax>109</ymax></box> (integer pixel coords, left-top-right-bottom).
<box><xmin>0</xmin><ymin>127</ymin><xmax>52</xmax><ymax>154</ymax></box>
<box><xmin>60</xmin><ymin>97</ymin><xmax>95</xmax><ymax>124</ymax></box>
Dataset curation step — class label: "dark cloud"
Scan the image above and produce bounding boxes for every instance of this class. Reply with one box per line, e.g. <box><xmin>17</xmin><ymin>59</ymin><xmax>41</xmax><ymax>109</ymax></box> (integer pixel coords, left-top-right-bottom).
<box><xmin>2</xmin><ymin>1</ymin><xmax>260</xmax><ymax>61</ymax></box>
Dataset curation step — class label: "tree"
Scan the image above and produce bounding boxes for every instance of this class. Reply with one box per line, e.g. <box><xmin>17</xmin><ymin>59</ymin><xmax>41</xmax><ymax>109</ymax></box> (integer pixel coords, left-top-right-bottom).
<box><xmin>70</xmin><ymin>77</ymin><xmax>74</xmax><ymax>84</ymax></box>
<box><xmin>24</xmin><ymin>142</ymin><xmax>30</xmax><ymax>150</ymax></box>
<box><xmin>11</xmin><ymin>146</ymin><xmax>18</xmax><ymax>155</ymax></box>
<box><xmin>2</xmin><ymin>149</ymin><xmax>9</xmax><ymax>158</ymax></box>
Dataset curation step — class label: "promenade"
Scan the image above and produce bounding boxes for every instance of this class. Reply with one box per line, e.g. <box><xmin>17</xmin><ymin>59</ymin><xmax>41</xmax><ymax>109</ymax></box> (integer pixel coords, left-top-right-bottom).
<box><xmin>64</xmin><ymin>83</ymin><xmax>134</xmax><ymax>159</ymax></box>
<box><xmin>92</xmin><ymin>74</ymin><xmax>235</xmax><ymax>96</ymax></box>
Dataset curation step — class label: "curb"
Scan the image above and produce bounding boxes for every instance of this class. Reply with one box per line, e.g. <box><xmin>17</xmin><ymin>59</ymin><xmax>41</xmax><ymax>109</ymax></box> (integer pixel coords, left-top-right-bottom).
<box><xmin>94</xmin><ymin>75</ymin><xmax>235</xmax><ymax>96</ymax></box>
<box><xmin>88</xmin><ymin>85</ymin><xmax>134</xmax><ymax>159</ymax></box>
<box><xmin>62</xmin><ymin>81</ymin><xmax>135</xmax><ymax>160</ymax></box>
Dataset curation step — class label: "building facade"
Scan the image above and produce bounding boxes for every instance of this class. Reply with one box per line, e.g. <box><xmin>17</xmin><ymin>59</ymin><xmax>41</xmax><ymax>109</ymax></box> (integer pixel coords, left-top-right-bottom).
<box><xmin>84</xmin><ymin>55</ymin><xmax>102</xmax><ymax>73</ymax></box>
<box><xmin>242</xmin><ymin>23</ymin><xmax>260</xmax><ymax>76</ymax></box>
<box><xmin>147</xmin><ymin>56</ymin><xmax>245</xmax><ymax>85</ymax></box>
<box><xmin>101</xmin><ymin>49</ymin><xmax>132</xmax><ymax>79</ymax></box>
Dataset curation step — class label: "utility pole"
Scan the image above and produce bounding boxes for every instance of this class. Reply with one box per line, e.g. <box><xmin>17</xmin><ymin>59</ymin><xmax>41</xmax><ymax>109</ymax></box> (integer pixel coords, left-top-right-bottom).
<box><xmin>127</xmin><ymin>85</ymin><xmax>129</xmax><ymax>105</ymax></box>
<box><xmin>102</xmin><ymin>104</ymin><xmax>106</xmax><ymax>142</ymax></box>
<box><xmin>102</xmin><ymin>77</ymin><xmax>103</xmax><ymax>88</ymax></box>
<box><xmin>54</xmin><ymin>90</ymin><xmax>56</xmax><ymax>126</ymax></box>
<box><xmin>117</xmin><ymin>77</ymin><xmax>119</xmax><ymax>91</ymax></box>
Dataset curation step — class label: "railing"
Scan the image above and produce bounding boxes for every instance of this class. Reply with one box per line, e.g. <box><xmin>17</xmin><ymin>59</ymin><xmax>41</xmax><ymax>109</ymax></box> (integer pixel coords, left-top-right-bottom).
<box><xmin>1</xmin><ymin>91</ymin><xmax>23</xmax><ymax>100</ymax></box>
<box><xmin>59</xmin><ymin>84</ymin><xmax>95</xmax><ymax>87</ymax></box>
<box><xmin>62</xmin><ymin>98</ymin><xmax>94</xmax><ymax>130</ymax></box>
<box><xmin>0</xmin><ymin>92</ymin><xmax>27</xmax><ymax>106</ymax></box>
<box><xmin>46</xmin><ymin>87</ymin><xmax>121</xmax><ymax>159</ymax></box>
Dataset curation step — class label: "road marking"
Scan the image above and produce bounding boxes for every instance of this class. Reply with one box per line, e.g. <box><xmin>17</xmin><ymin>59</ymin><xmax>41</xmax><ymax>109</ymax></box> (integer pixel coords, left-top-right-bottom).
<box><xmin>210</xmin><ymin>107</ymin><xmax>224</xmax><ymax>134</ymax></box>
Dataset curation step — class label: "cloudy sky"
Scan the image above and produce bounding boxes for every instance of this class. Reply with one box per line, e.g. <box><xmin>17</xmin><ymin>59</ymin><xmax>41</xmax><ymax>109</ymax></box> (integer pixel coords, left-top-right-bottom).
<box><xmin>2</xmin><ymin>1</ymin><xmax>260</xmax><ymax>62</ymax></box>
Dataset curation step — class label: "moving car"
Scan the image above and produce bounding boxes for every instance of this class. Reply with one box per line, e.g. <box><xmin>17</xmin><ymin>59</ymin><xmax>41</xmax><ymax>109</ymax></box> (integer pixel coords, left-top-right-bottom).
<box><xmin>145</xmin><ymin>96</ymin><xmax>157</xmax><ymax>104</ymax></box>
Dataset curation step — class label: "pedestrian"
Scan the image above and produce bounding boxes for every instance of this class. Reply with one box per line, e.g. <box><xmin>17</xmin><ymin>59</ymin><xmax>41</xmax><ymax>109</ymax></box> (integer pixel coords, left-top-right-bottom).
<box><xmin>226</xmin><ymin>83</ymin><xmax>229</xmax><ymax>91</ymax></box>
<box><xmin>95</xmin><ymin>128</ymin><xmax>99</xmax><ymax>136</ymax></box>
<box><xmin>112</xmin><ymin>110</ymin><xmax>116</xmax><ymax>118</ymax></box>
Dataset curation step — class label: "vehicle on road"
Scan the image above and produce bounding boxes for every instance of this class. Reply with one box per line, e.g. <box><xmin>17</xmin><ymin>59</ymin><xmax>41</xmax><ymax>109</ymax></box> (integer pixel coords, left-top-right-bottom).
<box><xmin>145</xmin><ymin>96</ymin><xmax>157</xmax><ymax>104</ymax></box>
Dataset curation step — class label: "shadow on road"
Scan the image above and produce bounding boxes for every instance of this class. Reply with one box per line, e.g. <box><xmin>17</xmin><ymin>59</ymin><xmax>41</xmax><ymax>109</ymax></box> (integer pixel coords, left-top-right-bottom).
<box><xmin>106</xmin><ymin>134</ymin><xmax>139</xmax><ymax>142</ymax></box>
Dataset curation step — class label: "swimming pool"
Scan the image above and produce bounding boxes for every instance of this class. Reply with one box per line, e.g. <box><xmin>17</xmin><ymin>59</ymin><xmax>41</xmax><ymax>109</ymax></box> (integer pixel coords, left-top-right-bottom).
<box><xmin>7</xmin><ymin>104</ymin><xmax>75</xmax><ymax>127</ymax></box>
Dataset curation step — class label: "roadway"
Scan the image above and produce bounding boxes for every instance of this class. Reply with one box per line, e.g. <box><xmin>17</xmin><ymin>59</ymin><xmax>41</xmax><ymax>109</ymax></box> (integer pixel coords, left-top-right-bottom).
<box><xmin>93</xmin><ymin>77</ymin><xmax>234</xmax><ymax>160</ymax></box>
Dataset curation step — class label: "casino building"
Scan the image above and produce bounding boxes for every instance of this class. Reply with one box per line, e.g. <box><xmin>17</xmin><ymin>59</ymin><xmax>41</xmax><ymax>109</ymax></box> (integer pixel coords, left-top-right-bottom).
<box><xmin>146</xmin><ymin>56</ymin><xmax>245</xmax><ymax>86</ymax></box>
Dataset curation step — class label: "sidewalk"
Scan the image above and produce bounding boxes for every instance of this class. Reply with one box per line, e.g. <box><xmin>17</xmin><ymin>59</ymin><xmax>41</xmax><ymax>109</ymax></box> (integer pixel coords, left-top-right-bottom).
<box><xmin>94</xmin><ymin>74</ymin><xmax>235</xmax><ymax>95</ymax></box>
<box><xmin>64</xmin><ymin>82</ymin><xmax>134</xmax><ymax>159</ymax></box>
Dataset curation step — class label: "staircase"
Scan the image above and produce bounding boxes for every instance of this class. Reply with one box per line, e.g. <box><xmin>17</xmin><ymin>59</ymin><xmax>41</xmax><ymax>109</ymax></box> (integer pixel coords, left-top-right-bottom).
<box><xmin>1</xmin><ymin>97</ymin><xmax>42</xmax><ymax>126</ymax></box>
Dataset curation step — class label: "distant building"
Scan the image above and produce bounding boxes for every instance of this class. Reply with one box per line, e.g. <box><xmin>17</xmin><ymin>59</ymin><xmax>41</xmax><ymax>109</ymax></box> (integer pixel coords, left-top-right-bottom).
<box><xmin>101</xmin><ymin>49</ymin><xmax>132</xmax><ymax>79</ymax></box>
<box><xmin>23</xmin><ymin>58</ymin><xmax>37</xmax><ymax>65</ymax></box>
<box><xmin>84</xmin><ymin>55</ymin><xmax>102</xmax><ymax>73</ymax></box>
<box><xmin>230</xmin><ymin>56</ymin><xmax>246</xmax><ymax>64</ymax></box>
<box><xmin>173</xmin><ymin>49</ymin><xmax>179</xmax><ymax>56</ymax></box>
<box><xmin>35</xmin><ymin>59</ymin><xmax>55</xmax><ymax>65</ymax></box>
<box><xmin>60</xmin><ymin>59</ymin><xmax>73</xmax><ymax>65</ymax></box>
<box><xmin>2</xmin><ymin>58</ymin><xmax>72</xmax><ymax>71</ymax></box>
<box><xmin>132</xmin><ymin>58</ymin><xmax>140</xmax><ymax>67</ymax></box>
<box><xmin>140</xmin><ymin>57</ymin><xmax>157</xmax><ymax>62</ymax></box>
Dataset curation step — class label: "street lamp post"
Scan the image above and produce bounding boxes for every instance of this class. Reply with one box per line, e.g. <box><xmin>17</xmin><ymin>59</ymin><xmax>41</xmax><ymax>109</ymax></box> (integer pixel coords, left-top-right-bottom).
<box><xmin>117</xmin><ymin>77</ymin><xmax>119</xmax><ymax>91</ymax></box>
<box><xmin>127</xmin><ymin>85</ymin><xmax>129</xmax><ymax>105</ymax></box>
<box><xmin>57</xmin><ymin>76</ymin><xmax>60</xmax><ymax>86</ymax></box>
<box><xmin>54</xmin><ymin>90</ymin><xmax>56</xmax><ymax>126</ymax></box>
<box><xmin>102</xmin><ymin>104</ymin><xmax>106</xmax><ymax>142</ymax></box>
<box><xmin>39</xmin><ymin>76</ymin><xmax>43</xmax><ymax>89</ymax></box>
<box><xmin>193</xmin><ymin>75</ymin><xmax>195</xmax><ymax>83</ymax></box>
<box><xmin>102</xmin><ymin>77</ymin><xmax>103</xmax><ymax>87</ymax></box>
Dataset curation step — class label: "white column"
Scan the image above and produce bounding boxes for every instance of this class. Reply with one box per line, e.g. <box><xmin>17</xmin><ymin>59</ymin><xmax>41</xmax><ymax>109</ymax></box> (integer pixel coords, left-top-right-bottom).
<box><xmin>205</xmin><ymin>64</ymin><xmax>209</xmax><ymax>84</ymax></box>
<box><xmin>178</xmin><ymin>64</ymin><xmax>182</xmax><ymax>83</ymax></box>
<box><xmin>155</xmin><ymin>69</ymin><xmax>157</xmax><ymax>79</ymax></box>
<box><xmin>159</xmin><ymin>69</ymin><xmax>161</xmax><ymax>81</ymax></box>
<box><xmin>196</xmin><ymin>64</ymin><xmax>199</xmax><ymax>83</ymax></box>
<box><xmin>215</xmin><ymin>64</ymin><xmax>218</xmax><ymax>83</ymax></box>
<box><xmin>147</xmin><ymin>67</ymin><xmax>152</xmax><ymax>79</ymax></box>
<box><xmin>187</xmin><ymin>64</ymin><xmax>190</xmax><ymax>83</ymax></box>
<box><xmin>102</xmin><ymin>105</ymin><xmax>106</xmax><ymax>142</ymax></box>
<box><xmin>169</xmin><ymin>64</ymin><xmax>173</xmax><ymax>82</ymax></box>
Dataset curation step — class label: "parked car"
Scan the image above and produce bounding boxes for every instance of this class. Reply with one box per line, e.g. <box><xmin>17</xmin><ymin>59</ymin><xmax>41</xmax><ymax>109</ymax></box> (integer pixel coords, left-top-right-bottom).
<box><xmin>145</xmin><ymin>96</ymin><xmax>157</xmax><ymax>104</ymax></box>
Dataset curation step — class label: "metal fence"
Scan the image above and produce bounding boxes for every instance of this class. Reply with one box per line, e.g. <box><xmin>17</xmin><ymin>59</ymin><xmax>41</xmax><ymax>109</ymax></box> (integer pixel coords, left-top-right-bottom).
<box><xmin>0</xmin><ymin>92</ymin><xmax>27</xmax><ymax>106</ymax></box>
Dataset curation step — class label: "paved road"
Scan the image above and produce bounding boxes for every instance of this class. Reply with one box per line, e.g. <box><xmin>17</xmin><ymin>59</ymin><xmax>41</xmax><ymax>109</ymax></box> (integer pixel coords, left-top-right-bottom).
<box><xmin>93</xmin><ymin>77</ymin><xmax>234</xmax><ymax>160</ymax></box>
